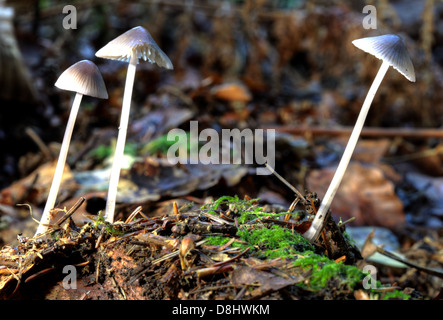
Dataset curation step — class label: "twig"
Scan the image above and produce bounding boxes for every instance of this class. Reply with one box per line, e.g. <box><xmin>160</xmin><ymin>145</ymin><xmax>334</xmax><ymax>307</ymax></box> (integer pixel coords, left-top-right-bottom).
<box><xmin>194</xmin><ymin>264</ymin><xmax>235</xmax><ymax>278</ymax></box>
<box><xmin>234</xmin><ymin>286</ymin><xmax>248</xmax><ymax>300</ymax></box>
<box><xmin>110</xmin><ymin>275</ymin><xmax>127</xmax><ymax>300</ymax></box>
<box><xmin>265</xmin><ymin>163</ymin><xmax>306</xmax><ymax>205</ymax></box>
<box><xmin>53</xmin><ymin>197</ymin><xmax>86</xmax><ymax>228</ymax></box>
<box><xmin>266</xmin><ymin>125</ymin><xmax>443</xmax><ymax>139</ymax></box>
<box><xmin>212</xmin><ymin>247</ymin><xmax>250</xmax><ymax>267</ymax></box>
<box><xmin>95</xmin><ymin>230</ymin><xmax>105</xmax><ymax>249</ymax></box>
<box><xmin>376</xmin><ymin>246</ymin><xmax>443</xmax><ymax>279</ymax></box>
<box><xmin>79</xmin><ymin>290</ymin><xmax>91</xmax><ymax>300</ymax></box>
<box><xmin>382</xmin><ymin>144</ymin><xmax>443</xmax><ymax>164</ymax></box>
<box><xmin>189</xmin><ymin>284</ymin><xmax>237</xmax><ymax>295</ymax></box>
<box><xmin>124</xmin><ymin>206</ymin><xmax>143</xmax><ymax>223</ymax></box>
<box><xmin>203</xmin><ymin>212</ymin><xmax>235</xmax><ymax>225</ymax></box>
<box><xmin>338</xmin><ymin>217</ymin><xmax>355</xmax><ymax>227</ymax></box>
<box><xmin>100</xmin><ymin>230</ymin><xmax>145</xmax><ymax>247</ymax></box>
<box><xmin>152</xmin><ymin>239</ymin><xmax>209</xmax><ymax>265</ymax></box>
<box><xmin>25</xmin><ymin>127</ymin><xmax>53</xmax><ymax>160</ymax></box>
<box><xmin>16</xmin><ymin>203</ymin><xmax>49</xmax><ymax>232</ymax></box>
<box><xmin>24</xmin><ymin>267</ymin><xmax>56</xmax><ymax>283</ymax></box>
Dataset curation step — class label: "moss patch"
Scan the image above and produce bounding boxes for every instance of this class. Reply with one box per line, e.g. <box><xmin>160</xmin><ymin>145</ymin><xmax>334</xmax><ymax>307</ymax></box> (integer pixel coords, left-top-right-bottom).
<box><xmin>201</xmin><ymin>195</ymin><xmax>290</xmax><ymax>223</ymax></box>
<box><xmin>293</xmin><ymin>253</ymin><xmax>365</xmax><ymax>292</ymax></box>
<box><xmin>202</xmin><ymin>196</ymin><xmax>412</xmax><ymax>299</ymax></box>
<box><xmin>203</xmin><ymin>196</ymin><xmax>314</xmax><ymax>259</ymax></box>
<box><xmin>237</xmin><ymin>225</ymin><xmax>315</xmax><ymax>259</ymax></box>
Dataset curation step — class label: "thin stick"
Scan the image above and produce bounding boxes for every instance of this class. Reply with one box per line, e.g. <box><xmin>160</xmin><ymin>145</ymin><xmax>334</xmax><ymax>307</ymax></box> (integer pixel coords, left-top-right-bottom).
<box><xmin>105</xmin><ymin>55</ymin><xmax>137</xmax><ymax>223</ymax></box>
<box><xmin>25</xmin><ymin>127</ymin><xmax>53</xmax><ymax>160</ymax></box>
<box><xmin>36</xmin><ymin>93</ymin><xmax>83</xmax><ymax>236</ymax></box>
<box><xmin>53</xmin><ymin>197</ymin><xmax>86</xmax><ymax>228</ymax></box>
<box><xmin>266</xmin><ymin>126</ymin><xmax>443</xmax><ymax>139</ymax></box>
<box><xmin>152</xmin><ymin>239</ymin><xmax>209</xmax><ymax>265</ymax></box>
<box><xmin>338</xmin><ymin>217</ymin><xmax>356</xmax><ymax>227</ymax></box>
<box><xmin>376</xmin><ymin>246</ymin><xmax>443</xmax><ymax>279</ymax></box>
<box><xmin>265</xmin><ymin>163</ymin><xmax>305</xmax><ymax>204</ymax></box>
<box><xmin>124</xmin><ymin>206</ymin><xmax>143</xmax><ymax>223</ymax></box>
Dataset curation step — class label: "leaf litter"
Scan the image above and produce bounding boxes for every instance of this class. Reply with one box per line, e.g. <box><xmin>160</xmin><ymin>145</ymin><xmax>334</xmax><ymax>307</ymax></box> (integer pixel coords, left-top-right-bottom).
<box><xmin>0</xmin><ymin>193</ymin><xmax>431</xmax><ymax>300</ymax></box>
<box><xmin>0</xmin><ymin>161</ymin><xmax>441</xmax><ymax>300</ymax></box>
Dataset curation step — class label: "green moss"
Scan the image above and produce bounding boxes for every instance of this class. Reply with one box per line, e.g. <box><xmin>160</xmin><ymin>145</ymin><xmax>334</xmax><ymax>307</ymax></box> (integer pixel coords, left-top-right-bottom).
<box><xmin>201</xmin><ymin>195</ymin><xmax>289</xmax><ymax>223</ymax></box>
<box><xmin>89</xmin><ymin>143</ymin><xmax>137</xmax><ymax>161</ymax></box>
<box><xmin>92</xmin><ymin>211</ymin><xmax>125</xmax><ymax>236</ymax></box>
<box><xmin>381</xmin><ymin>290</ymin><xmax>411</xmax><ymax>300</ymax></box>
<box><xmin>202</xmin><ymin>196</ymin><xmax>412</xmax><ymax>299</ymax></box>
<box><xmin>202</xmin><ymin>195</ymin><xmax>257</xmax><ymax>218</ymax></box>
<box><xmin>238</xmin><ymin>225</ymin><xmax>315</xmax><ymax>259</ymax></box>
<box><xmin>212</xmin><ymin>195</ymin><xmax>243</xmax><ymax>211</ymax></box>
<box><xmin>202</xmin><ymin>197</ymin><xmax>314</xmax><ymax>259</ymax></box>
<box><xmin>294</xmin><ymin>253</ymin><xmax>365</xmax><ymax>291</ymax></box>
<box><xmin>342</xmin><ymin>231</ymin><xmax>358</xmax><ymax>248</ymax></box>
<box><xmin>142</xmin><ymin>132</ymin><xmax>194</xmax><ymax>155</ymax></box>
<box><xmin>293</xmin><ymin>254</ymin><xmax>331</xmax><ymax>270</ymax></box>
<box><xmin>205</xmin><ymin>225</ymin><xmax>314</xmax><ymax>260</ymax></box>
<box><xmin>205</xmin><ymin>236</ymin><xmax>232</xmax><ymax>246</ymax></box>
<box><xmin>312</xmin><ymin>262</ymin><xmax>364</xmax><ymax>290</ymax></box>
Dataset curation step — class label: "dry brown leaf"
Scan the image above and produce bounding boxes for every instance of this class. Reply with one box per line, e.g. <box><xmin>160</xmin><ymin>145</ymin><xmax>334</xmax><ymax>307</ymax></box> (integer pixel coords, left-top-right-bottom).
<box><xmin>354</xmin><ymin>289</ymin><xmax>370</xmax><ymax>300</ymax></box>
<box><xmin>231</xmin><ymin>266</ymin><xmax>305</xmax><ymax>296</ymax></box>
<box><xmin>0</xmin><ymin>161</ymin><xmax>76</xmax><ymax>206</ymax></box>
<box><xmin>211</xmin><ymin>83</ymin><xmax>252</xmax><ymax>102</ymax></box>
<box><xmin>335</xmin><ymin>138</ymin><xmax>391</xmax><ymax>164</ymax></box>
<box><xmin>360</xmin><ymin>229</ymin><xmax>378</xmax><ymax>259</ymax></box>
<box><xmin>306</xmin><ymin>162</ymin><xmax>405</xmax><ymax>229</ymax></box>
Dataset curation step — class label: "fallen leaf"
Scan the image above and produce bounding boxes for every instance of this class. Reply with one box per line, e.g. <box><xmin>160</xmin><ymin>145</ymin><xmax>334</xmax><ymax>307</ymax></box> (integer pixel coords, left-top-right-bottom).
<box><xmin>0</xmin><ymin>161</ymin><xmax>76</xmax><ymax>206</ymax></box>
<box><xmin>306</xmin><ymin>162</ymin><xmax>405</xmax><ymax>229</ymax></box>
<box><xmin>354</xmin><ymin>289</ymin><xmax>370</xmax><ymax>300</ymax></box>
<box><xmin>335</xmin><ymin>138</ymin><xmax>391</xmax><ymax>164</ymax></box>
<box><xmin>116</xmin><ymin>158</ymin><xmax>248</xmax><ymax>204</ymax></box>
<box><xmin>231</xmin><ymin>266</ymin><xmax>304</xmax><ymax>295</ymax></box>
<box><xmin>211</xmin><ymin>83</ymin><xmax>252</xmax><ymax>102</ymax></box>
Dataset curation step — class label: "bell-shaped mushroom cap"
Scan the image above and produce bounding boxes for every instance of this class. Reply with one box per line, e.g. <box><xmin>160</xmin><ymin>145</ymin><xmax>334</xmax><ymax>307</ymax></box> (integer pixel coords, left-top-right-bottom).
<box><xmin>95</xmin><ymin>26</ymin><xmax>173</xmax><ymax>70</ymax></box>
<box><xmin>352</xmin><ymin>34</ymin><xmax>415</xmax><ymax>82</ymax></box>
<box><xmin>55</xmin><ymin>60</ymin><xmax>108</xmax><ymax>99</ymax></box>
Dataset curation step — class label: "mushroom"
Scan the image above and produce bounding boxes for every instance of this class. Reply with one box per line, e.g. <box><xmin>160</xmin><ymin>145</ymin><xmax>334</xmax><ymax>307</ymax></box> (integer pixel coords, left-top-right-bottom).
<box><xmin>95</xmin><ymin>26</ymin><xmax>173</xmax><ymax>223</ymax></box>
<box><xmin>35</xmin><ymin>60</ymin><xmax>108</xmax><ymax>235</ymax></box>
<box><xmin>303</xmin><ymin>34</ymin><xmax>415</xmax><ymax>243</ymax></box>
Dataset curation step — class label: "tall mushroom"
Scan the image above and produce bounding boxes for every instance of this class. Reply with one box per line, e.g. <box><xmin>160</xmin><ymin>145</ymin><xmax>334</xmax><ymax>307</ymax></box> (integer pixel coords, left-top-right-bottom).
<box><xmin>95</xmin><ymin>26</ymin><xmax>173</xmax><ymax>223</ymax></box>
<box><xmin>35</xmin><ymin>60</ymin><xmax>108</xmax><ymax>235</ymax></box>
<box><xmin>303</xmin><ymin>34</ymin><xmax>415</xmax><ymax>243</ymax></box>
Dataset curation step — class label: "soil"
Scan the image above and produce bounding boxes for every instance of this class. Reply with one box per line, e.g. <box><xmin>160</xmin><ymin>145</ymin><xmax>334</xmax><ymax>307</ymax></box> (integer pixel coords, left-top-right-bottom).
<box><xmin>1</xmin><ymin>194</ymin><xmax>439</xmax><ymax>301</ymax></box>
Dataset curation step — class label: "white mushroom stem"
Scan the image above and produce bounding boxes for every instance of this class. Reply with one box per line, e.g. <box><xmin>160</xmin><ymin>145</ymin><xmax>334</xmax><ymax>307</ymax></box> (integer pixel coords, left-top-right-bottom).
<box><xmin>35</xmin><ymin>92</ymin><xmax>83</xmax><ymax>236</ymax></box>
<box><xmin>303</xmin><ymin>60</ymin><xmax>390</xmax><ymax>243</ymax></box>
<box><xmin>105</xmin><ymin>54</ymin><xmax>138</xmax><ymax>223</ymax></box>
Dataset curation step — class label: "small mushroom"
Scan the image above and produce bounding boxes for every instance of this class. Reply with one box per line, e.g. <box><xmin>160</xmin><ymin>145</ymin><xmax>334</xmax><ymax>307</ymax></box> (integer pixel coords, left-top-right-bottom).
<box><xmin>303</xmin><ymin>34</ymin><xmax>415</xmax><ymax>243</ymax></box>
<box><xmin>95</xmin><ymin>26</ymin><xmax>173</xmax><ymax>223</ymax></box>
<box><xmin>35</xmin><ymin>60</ymin><xmax>108</xmax><ymax>235</ymax></box>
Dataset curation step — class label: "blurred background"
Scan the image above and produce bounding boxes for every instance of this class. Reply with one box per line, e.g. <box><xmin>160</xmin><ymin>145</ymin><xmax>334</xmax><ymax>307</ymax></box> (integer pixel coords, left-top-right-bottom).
<box><xmin>0</xmin><ymin>0</ymin><xmax>442</xmax><ymax>266</ymax></box>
